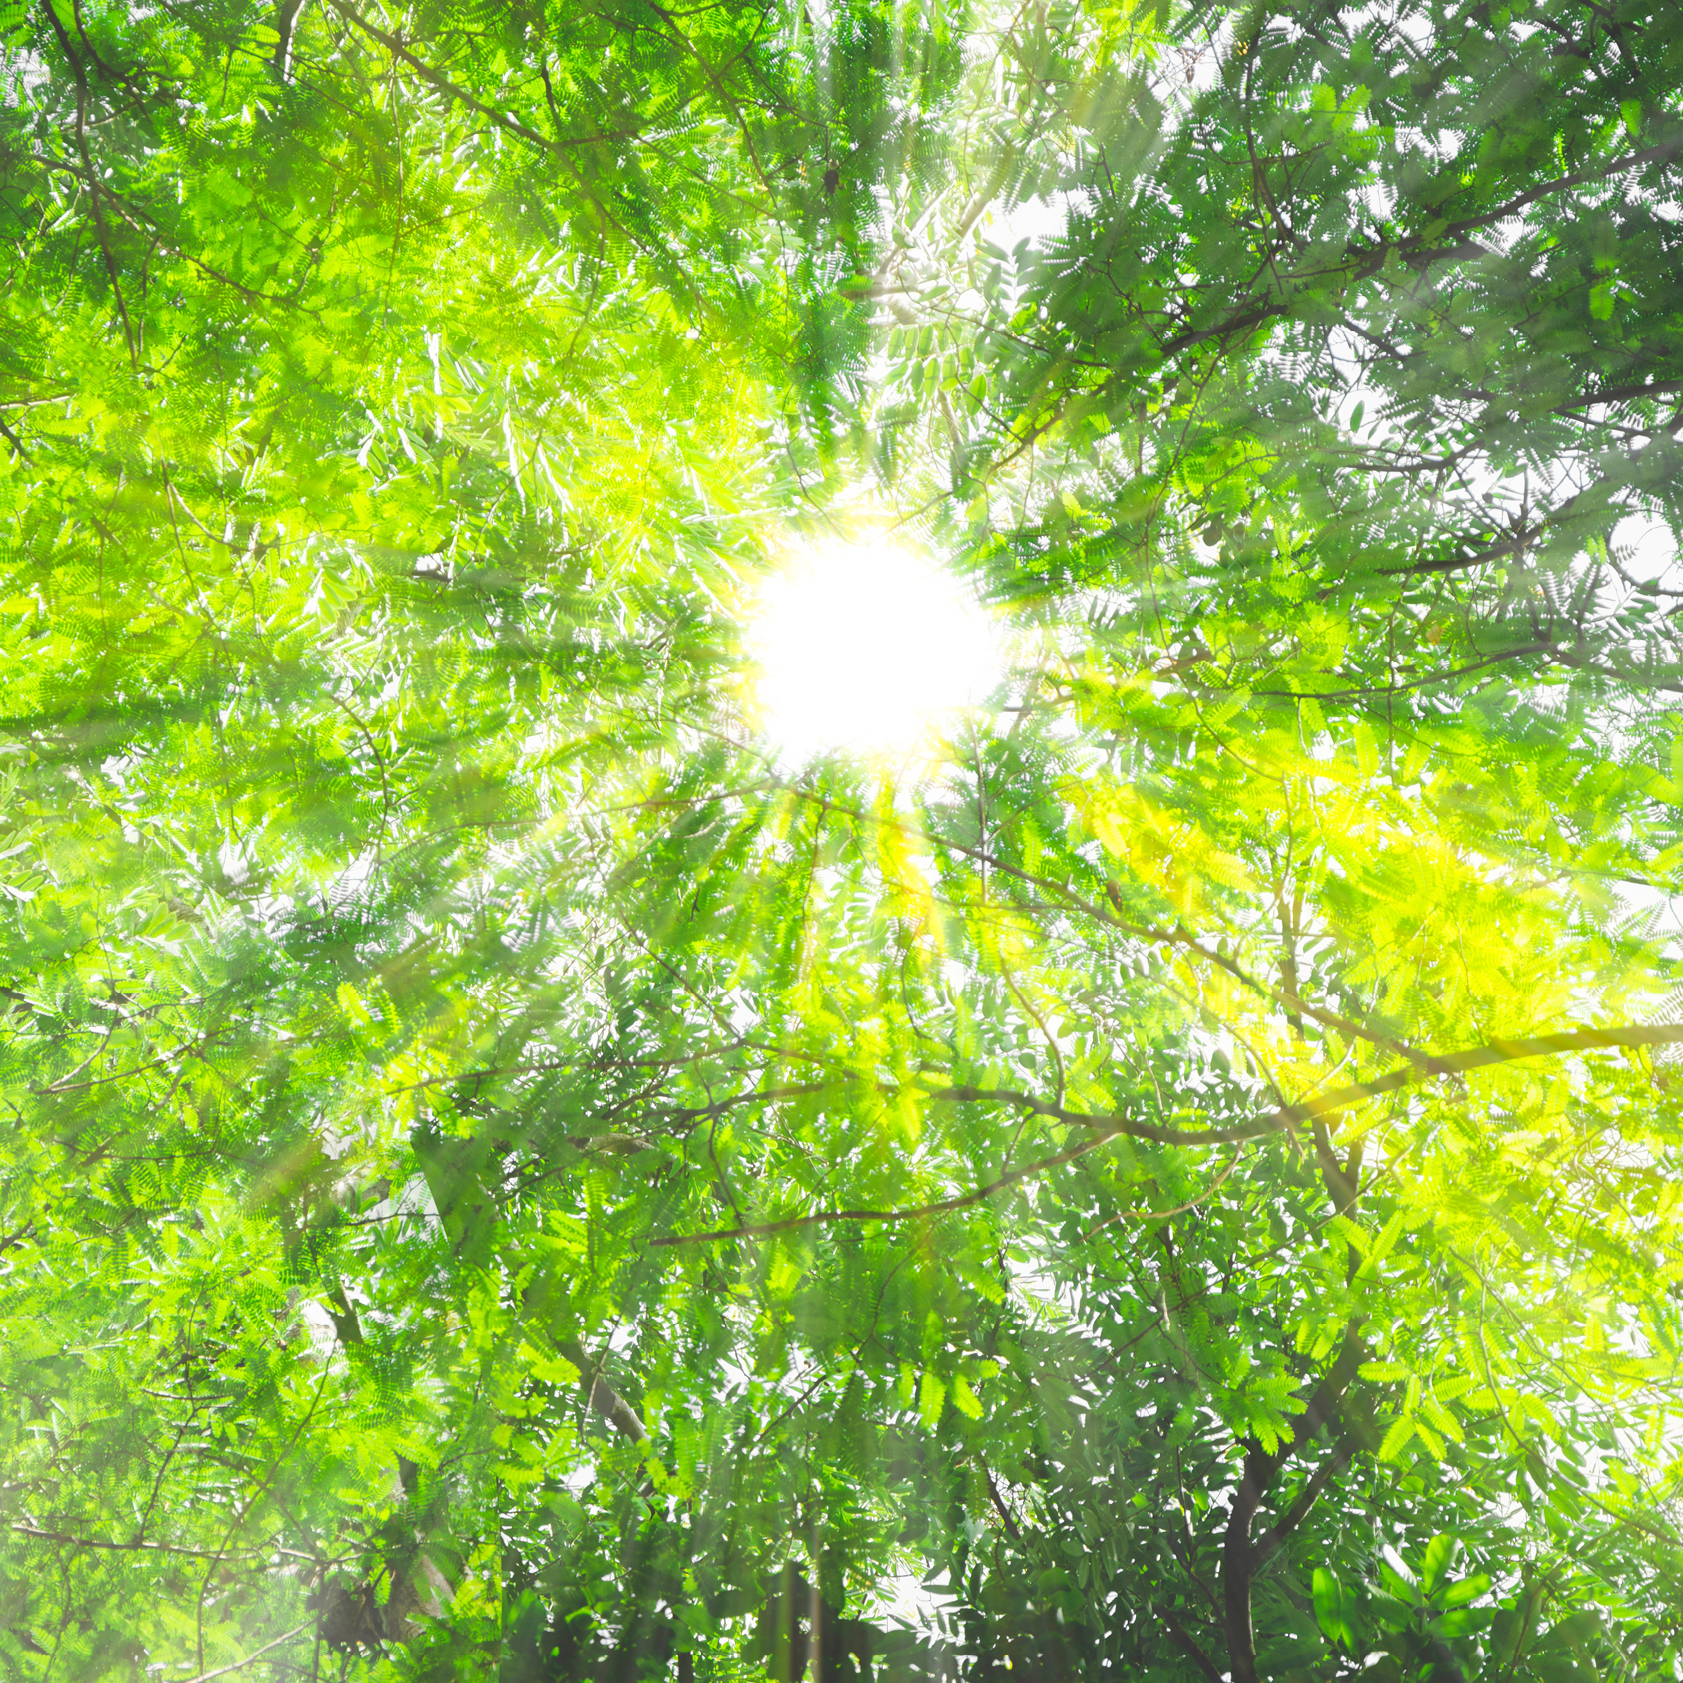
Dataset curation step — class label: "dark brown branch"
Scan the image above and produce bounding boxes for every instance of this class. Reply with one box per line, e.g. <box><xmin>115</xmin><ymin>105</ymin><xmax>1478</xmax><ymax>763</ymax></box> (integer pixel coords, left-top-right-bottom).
<box><xmin>1216</xmin><ymin>1025</ymin><xmax>1683</xmax><ymax>1678</ymax></box>
<box><xmin>650</xmin><ymin>1023</ymin><xmax>1683</xmax><ymax>1247</ymax></box>
<box><xmin>7</xmin><ymin>1526</ymin><xmax>282</xmax><ymax>1560</ymax></box>
<box><xmin>1090</xmin><ymin>130</ymin><xmax>1683</xmax><ymax>403</ymax></box>
<box><xmin>1222</xmin><ymin>1333</ymin><xmax>1368</xmax><ymax>1683</ymax></box>
<box><xmin>981</xmin><ymin>1460</ymin><xmax>1022</xmax><ymax>1542</ymax></box>
<box><xmin>316</xmin><ymin>1290</ymin><xmax>455</xmax><ymax>1634</ymax></box>
<box><xmin>173</xmin><ymin>1623</ymin><xmax>316</xmax><ymax>1683</ymax></box>
<box><xmin>1159</xmin><ymin>1605</ymin><xmax>1226</xmax><ymax>1683</ymax></box>
<box><xmin>1248</xmin><ymin>1432</ymin><xmax>1360</xmax><ymax>1570</ymax></box>
<box><xmin>929</xmin><ymin>1087</ymin><xmax>1277</xmax><ymax>1146</ymax></box>
<box><xmin>324</xmin><ymin>1</ymin><xmax>633</xmax><ymax>155</ymax></box>
<box><xmin>0</xmin><ymin>416</ymin><xmax>31</xmax><ymax>462</ymax></box>
<box><xmin>1441</xmin><ymin>133</ymin><xmax>1683</xmax><ymax>241</ymax></box>
<box><xmin>272</xmin><ymin>0</ymin><xmax>308</xmax><ymax>78</ymax></box>
<box><xmin>650</xmin><ymin>1125</ymin><xmax>1131</xmax><ymax>1246</ymax></box>
<box><xmin>1240</xmin><ymin>642</ymin><xmax>1566</xmax><ymax>703</ymax></box>
<box><xmin>787</xmin><ymin>784</ymin><xmax>1457</xmax><ymax>1079</ymax></box>
<box><xmin>944</xmin><ymin>1021</ymin><xmax>1683</xmax><ymax>1146</ymax></box>
<box><xmin>1558</xmin><ymin>377</ymin><xmax>1683</xmax><ymax>411</ymax></box>
<box><xmin>1310</xmin><ymin>1114</ymin><xmax>1359</xmax><ymax>1210</ymax></box>
<box><xmin>42</xmin><ymin>0</ymin><xmax>138</xmax><ymax>365</ymax></box>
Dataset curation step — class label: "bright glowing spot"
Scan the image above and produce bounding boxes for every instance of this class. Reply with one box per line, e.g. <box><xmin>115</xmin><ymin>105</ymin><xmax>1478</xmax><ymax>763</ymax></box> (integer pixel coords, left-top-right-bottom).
<box><xmin>749</xmin><ymin>535</ymin><xmax>1001</xmax><ymax>764</ymax></box>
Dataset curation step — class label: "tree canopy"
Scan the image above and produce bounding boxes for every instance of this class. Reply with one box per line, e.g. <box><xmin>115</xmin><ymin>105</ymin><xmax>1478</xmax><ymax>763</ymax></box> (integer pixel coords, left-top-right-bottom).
<box><xmin>2</xmin><ymin>2</ymin><xmax>1683</xmax><ymax>1682</ymax></box>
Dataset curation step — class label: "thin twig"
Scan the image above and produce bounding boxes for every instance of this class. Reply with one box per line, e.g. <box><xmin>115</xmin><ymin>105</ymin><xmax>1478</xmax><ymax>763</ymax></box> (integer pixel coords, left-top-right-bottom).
<box><xmin>650</xmin><ymin>1023</ymin><xmax>1683</xmax><ymax>1246</ymax></box>
<box><xmin>1083</xmin><ymin>1144</ymin><xmax>1246</xmax><ymax>1237</ymax></box>
<box><xmin>174</xmin><ymin>1622</ymin><xmax>315</xmax><ymax>1683</ymax></box>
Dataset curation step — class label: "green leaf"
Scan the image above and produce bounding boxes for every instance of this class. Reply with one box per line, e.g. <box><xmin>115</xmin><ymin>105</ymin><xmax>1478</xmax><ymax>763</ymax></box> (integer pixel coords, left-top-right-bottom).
<box><xmin>1313</xmin><ymin>1567</ymin><xmax>1357</xmax><ymax>1648</ymax></box>
<box><xmin>1378</xmin><ymin>1416</ymin><xmax>1416</xmax><ymax>1463</ymax></box>
<box><xmin>1420</xmin><ymin>1533</ymin><xmax>1460</xmax><ymax>1597</ymax></box>
<box><xmin>1439</xmin><ymin>1574</ymin><xmax>1492</xmax><ymax>1610</ymax></box>
<box><xmin>918</xmin><ymin>1371</ymin><xmax>947</xmax><ymax>1429</ymax></box>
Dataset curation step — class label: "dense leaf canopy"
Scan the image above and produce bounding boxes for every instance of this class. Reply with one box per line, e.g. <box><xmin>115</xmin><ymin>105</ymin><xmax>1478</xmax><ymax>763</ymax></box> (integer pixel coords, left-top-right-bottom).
<box><xmin>2</xmin><ymin>2</ymin><xmax>1682</xmax><ymax>1682</ymax></box>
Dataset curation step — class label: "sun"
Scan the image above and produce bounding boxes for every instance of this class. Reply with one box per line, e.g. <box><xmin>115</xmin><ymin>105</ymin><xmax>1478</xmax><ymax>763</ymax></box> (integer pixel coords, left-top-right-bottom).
<box><xmin>747</xmin><ymin>533</ymin><xmax>1002</xmax><ymax>765</ymax></box>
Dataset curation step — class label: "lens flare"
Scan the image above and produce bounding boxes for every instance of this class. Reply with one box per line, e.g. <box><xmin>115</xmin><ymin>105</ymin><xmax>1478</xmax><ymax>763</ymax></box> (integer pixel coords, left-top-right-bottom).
<box><xmin>748</xmin><ymin>535</ymin><xmax>1001</xmax><ymax>764</ymax></box>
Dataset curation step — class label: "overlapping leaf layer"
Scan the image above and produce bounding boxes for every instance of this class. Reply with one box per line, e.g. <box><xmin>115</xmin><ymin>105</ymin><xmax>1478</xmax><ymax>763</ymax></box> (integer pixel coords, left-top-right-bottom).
<box><xmin>1</xmin><ymin>3</ymin><xmax>1681</xmax><ymax>1681</ymax></box>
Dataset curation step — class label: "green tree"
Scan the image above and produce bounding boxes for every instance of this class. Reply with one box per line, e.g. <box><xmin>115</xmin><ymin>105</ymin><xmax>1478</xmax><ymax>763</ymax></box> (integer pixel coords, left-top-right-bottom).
<box><xmin>1</xmin><ymin>2</ymin><xmax>1681</xmax><ymax>1682</ymax></box>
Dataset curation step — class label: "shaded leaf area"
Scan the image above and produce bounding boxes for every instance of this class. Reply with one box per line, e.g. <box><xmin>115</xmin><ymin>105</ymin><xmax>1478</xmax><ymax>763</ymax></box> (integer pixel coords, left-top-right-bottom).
<box><xmin>876</xmin><ymin>0</ymin><xmax>1683</xmax><ymax>711</ymax></box>
<box><xmin>1</xmin><ymin>3</ymin><xmax>1682</xmax><ymax>1683</ymax></box>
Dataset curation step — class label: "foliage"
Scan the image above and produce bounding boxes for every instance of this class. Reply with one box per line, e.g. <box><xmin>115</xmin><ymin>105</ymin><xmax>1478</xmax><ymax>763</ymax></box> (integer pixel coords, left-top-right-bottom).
<box><xmin>1</xmin><ymin>3</ymin><xmax>1682</xmax><ymax>1683</ymax></box>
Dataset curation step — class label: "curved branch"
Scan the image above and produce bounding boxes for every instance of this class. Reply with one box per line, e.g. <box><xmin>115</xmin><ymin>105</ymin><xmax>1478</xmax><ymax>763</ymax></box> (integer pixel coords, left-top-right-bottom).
<box><xmin>650</xmin><ymin>1022</ymin><xmax>1683</xmax><ymax>1246</ymax></box>
<box><xmin>555</xmin><ymin>1339</ymin><xmax>647</xmax><ymax>1443</ymax></box>
<box><xmin>650</xmin><ymin>1124</ymin><xmax>1131</xmax><ymax>1246</ymax></box>
<box><xmin>1159</xmin><ymin>1605</ymin><xmax>1225</xmax><ymax>1683</ymax></box>
<box><xmin>324</xmin><ymin>0</ymin><xmax>633</xmax><ymax>154</ymax></box>
<box><xmin>173</xmin><ymin>1623</ymin><xmax>315</xmax><ymax>1683</ymax></box>
<box><xmin>1248</xmin><ymin>1431</ymin><xmax>1360</xmax><ymax>1572</ymax></box>
<box><xmin>777</xmin><ymin>784</ymin><xmax>1464</xmax><ymax>1080</ymax></box>
<box><xmin>1083</xmin><ymin>1143</ymin><xmax>1246</xmax><ymax>1236</ymax></box>
<box><xmin>1223</xmin><ymin>1333</ymin><xmax>1368</xmax><ymax>1683</ymax></box>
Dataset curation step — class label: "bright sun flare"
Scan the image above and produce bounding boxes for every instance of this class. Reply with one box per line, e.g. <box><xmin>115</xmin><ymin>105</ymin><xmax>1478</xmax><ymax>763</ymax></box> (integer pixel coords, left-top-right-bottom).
<box><xmin>748</xmin><ymin>535</ymin><xmax>1002</xmax><ymax>764</ymax></box>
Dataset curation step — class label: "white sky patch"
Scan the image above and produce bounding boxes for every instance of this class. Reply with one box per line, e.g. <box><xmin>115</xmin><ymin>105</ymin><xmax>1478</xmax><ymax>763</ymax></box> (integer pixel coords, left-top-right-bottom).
<box><xmin>747</xmin><ymin>534</ymin><xmax>1004</xmax><ymax>766</ymax></box>
<box><xmin>864</xmin><ymin>1566</ymin><xmax>957</xmax><ymax>1640</ymax></box>
<box><xmin>296</xmin><ymin>1297</ymin><xmax>342</xmax><ymax>1361</ymax></box>
<box><xmin>983</xmin><ymin>191</ymin><xmax>1080</xmax><ymax>254</ymax></box>
<box><xmin>1610</xmin><ymin>511</ymin><xmax>1680</xmax><ymax>589</ymax></box>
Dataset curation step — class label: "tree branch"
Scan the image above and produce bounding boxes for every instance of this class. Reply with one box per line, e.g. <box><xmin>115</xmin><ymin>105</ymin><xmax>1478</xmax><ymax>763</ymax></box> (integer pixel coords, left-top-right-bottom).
<box><xmin>981</xmin><ymin>1459</ymin><xmax>1022</xmax><ymax>1542</ymax></box>
<box><xmin>555</xmin><ymin>1339</ymin><xmax>647</xmax><ymax>1442</ymax></box>
<box><xmin>650</xmin><ymin>1125</ymin><xmax>1131</xmax><ymax>1245</ymax></box>
<box><xmin>1248</xmin><ymin>1432</ymin><xmax>1360</xmax><ymax>1571</ymax></box>
<box><xmin>1159</xmin><ymin>1605</ymin><xmax>1226</xmax><ymax>1683</ymax></box>
<box><xmin>1222</xmin><ymin>1333</ymin><xmax>1368</xmax><ymax>1683</ymax></box>
<box><xmin>174</xmin><ymin>1623</ymin><xmax>316</xmax><ymax>1683</ymax></box>
<box><xmin>272</xmin><ymin>0</ymin><xmax>309</xmax><ymax>79</ymax></box>
<box><xmin>324</xmin><ymin>0</ymin><xmax>632</xmax><ymax>154</ymax></box>
<box><xmin>7</xmin><ymin>1526</ymin><xmax>285</xmax><ymax>1560</ymax></box>
<box><xmin>1440</xmin><ymin>133</ymin><xmax>1683</xmax><ymax>240</ymax></box>
<box><xmin>650</xmin><ymin>1023</ymin><xmax>1683</xmax><ymax>1246</ymax></box>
